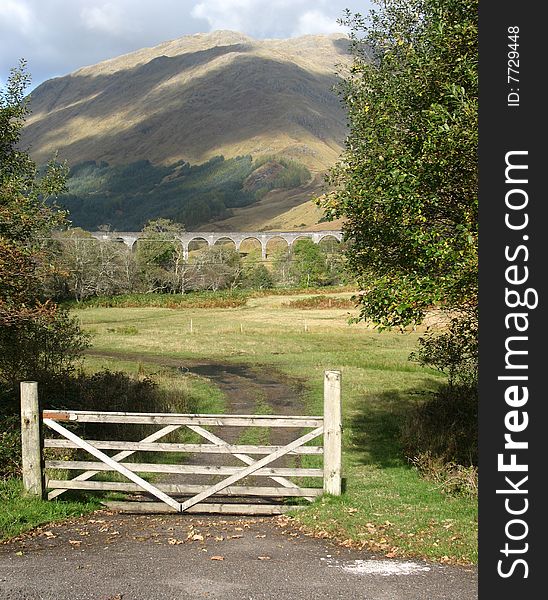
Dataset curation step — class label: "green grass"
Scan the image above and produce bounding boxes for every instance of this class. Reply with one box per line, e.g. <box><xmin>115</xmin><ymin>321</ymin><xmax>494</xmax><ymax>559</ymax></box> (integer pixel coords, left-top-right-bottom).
<box><xmin>0</xmin><ymin>479</ymin><xmax>100</xmax><ymax>540</ymax></box>
<box><xmin>11</xmin><ymin>291</ymin><xmax>476</xmax><ymax>563</ymax></box>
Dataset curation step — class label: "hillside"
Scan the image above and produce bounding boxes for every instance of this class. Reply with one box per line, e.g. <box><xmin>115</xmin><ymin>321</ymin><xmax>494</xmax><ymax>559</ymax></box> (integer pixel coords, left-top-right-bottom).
<box><xmin>22</xmin><ymin>31</ymin><xmax>350</xmax><ymax>231</ymax></box>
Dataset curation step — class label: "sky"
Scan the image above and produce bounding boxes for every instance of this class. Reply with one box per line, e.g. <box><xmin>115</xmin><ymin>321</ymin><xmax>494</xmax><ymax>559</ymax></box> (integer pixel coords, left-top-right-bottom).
<box><xmin>1</xmin><ymin>0</ymin><xmax>373</xmax><ymax>91</ymax></box>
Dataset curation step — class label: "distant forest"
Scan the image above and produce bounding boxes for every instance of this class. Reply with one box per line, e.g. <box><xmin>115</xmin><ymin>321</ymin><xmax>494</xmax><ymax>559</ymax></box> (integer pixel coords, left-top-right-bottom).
<box><xmin>55</xmin><ymin>155</ymin><xmax>310</xmax><ymax>231</ymax></box>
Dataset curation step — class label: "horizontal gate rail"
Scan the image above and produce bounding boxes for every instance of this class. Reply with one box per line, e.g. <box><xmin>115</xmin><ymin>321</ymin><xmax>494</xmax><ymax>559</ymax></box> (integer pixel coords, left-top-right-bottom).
<box><xmin>45</xmin><ymin>460</ymin><xmax>324</xmax><ymax>478</ymax></box>
<box><xmin>44</xmin><ymin>439</ymin><xmax>323</xmax><ymax>454</ymax></box>
<box><xmin>21</xmin><ymin>370</ymin><xmax>342</xmax><ymax>514</ymax></box>
<box><xmin>43</xmin><ymin>410</ymin><xmax>323</xmax><ymax>428</ymax></box>
<box><xmin>45</xmin><ymin>480</ymin><xmax>324</xmax><ymax>497</ymax></box>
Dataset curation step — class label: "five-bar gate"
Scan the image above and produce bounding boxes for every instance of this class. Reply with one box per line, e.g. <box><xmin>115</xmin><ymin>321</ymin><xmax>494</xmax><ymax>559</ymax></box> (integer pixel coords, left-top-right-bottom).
<box><xmin>20</xmin><ymin>371</ymin><xmax>342</xmax><ymax>515</ymax></box>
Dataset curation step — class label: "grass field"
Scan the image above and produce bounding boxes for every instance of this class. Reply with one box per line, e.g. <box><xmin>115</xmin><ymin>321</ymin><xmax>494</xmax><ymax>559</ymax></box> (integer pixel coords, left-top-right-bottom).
<box><xmin>61</xmin><ymin>289</ymin><xmax>478</xmax><ymax>564</ymax></box>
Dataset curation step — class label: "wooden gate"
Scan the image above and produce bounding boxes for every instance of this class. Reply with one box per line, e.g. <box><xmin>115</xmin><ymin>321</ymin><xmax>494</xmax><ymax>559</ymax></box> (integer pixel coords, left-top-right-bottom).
<box><xmin>20</xmin><ymin>371</ymin><xmax>342</xmax><ymax>515</ymax></box>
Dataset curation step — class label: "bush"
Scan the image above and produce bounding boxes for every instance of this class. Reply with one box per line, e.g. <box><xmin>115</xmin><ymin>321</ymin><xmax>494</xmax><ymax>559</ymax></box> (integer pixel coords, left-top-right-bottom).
<box><xmin>400</xmin><ymin>383</ymin><xmax>478</xmax><ymax>468</ymax></box>
<box><xmin>0</xmin><ymin>416</ymin><xmax>21</xmax><ymax>481</ymax></box>
<box><xmin>409</xmin><ymin>452</ymin><xmax>478</xmax><ymax>498</ymax></box>
<box><xmin>411</xmin><ymin>307</ymin><xmax>478</xmax><ymax>388</ymax></box>
<box><xmin>0</xmin><ymin>368</ymin><xmax>185</xmax><ymax>479</ymax></box>
<box><xmin>0</xmin><ymin>305</ymin><xmax>91</xmax><ymax>413</ymax></box>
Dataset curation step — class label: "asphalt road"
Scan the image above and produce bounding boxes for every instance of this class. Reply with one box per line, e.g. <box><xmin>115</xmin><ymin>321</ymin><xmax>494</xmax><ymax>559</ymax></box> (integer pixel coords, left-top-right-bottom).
<box><xmin>0</xmin><ymin>511</ymin><xmax>477</xmax><ymax>600</ymax></box>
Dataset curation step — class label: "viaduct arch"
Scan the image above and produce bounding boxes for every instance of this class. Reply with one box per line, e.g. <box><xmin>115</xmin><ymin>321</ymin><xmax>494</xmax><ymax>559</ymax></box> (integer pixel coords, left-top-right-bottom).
<box><xmin>90</xmin><ymin>230</ymin><xmax>343</xmax><ymax>261</ymax></box>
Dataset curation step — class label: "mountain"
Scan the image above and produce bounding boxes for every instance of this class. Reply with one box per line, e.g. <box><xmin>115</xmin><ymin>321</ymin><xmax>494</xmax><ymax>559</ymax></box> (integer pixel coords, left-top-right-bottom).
<box><xmin>22</xmin><ymin>31</ymin><xmax>350</xmax><ymax>231</ymax></box>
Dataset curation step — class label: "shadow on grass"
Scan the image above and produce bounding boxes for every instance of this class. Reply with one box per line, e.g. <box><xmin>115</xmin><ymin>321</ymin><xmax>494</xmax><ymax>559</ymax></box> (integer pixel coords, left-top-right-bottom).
<box><xmin>347</xmin><ymin>386</ymin><xmax>436</xmax><ymax>468</ymax></box>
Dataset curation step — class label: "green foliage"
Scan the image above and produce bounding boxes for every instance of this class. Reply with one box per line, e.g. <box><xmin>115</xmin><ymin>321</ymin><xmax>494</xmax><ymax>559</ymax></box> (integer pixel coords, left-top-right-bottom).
<box><xmin>400</xmin><ymin>383</ymin><xmax>478</xmax><ymax>468</ymax></box>
<box><xmin>0</xmin><ymin>62</ymin><xmax>89</xmax><ymax>410</ymax></box>
<box><xmin>240</xmin><ymin>263</ymin><xmax>274</xmax><ymax>290</ymax></box>
<box><xmin>321</xmin><ymin>0</ymin><xmax>478</xmax><ymax>328</ymax></box>
<box><xmin>57</xmin><ymin>155</ymin><xmax>310</xmax><ymax>231</ymax></box>
<box><xmin>411</xmin><ymin>305</ymin><xmax>478</xmax><ymax>388</ymax></box>
<box><xmin>290</xmin><ymin>239</ymin><xmax>332</xmax><ymax>287</ymax></box>
<box><xmin>0</xmin><ymin>306</ymin><xmax>90</xmax><ymax>404</ymax></box>
<box><xmin>135</xmin><ymin>218</ymin><xmax>186</xmax><ymax>293</ymax></box>
<box><xmin>0</xmin><ymin>416</ymin><xmax>21</xmax><ymax>480</ymax></box>
<box><xmin>317</xmin><ymin>1</ymin><xmax>478</xmax><ymax>473</ymax></box>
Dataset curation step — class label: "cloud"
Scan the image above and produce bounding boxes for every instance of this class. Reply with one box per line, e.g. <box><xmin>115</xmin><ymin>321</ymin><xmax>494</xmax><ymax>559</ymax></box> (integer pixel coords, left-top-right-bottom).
<box><xmin>191</xmin><ymin>0</ymin><xmax>354</xmax><ymax>39</ymax></box>
<box><xmin>0</xmin><ymin>0</ymin><xmax>35</xmax><ymax>35</ymax></box>
<box><xmin>1</xmin><ymin>0</ymin><xmax>369</xmax><ymax>89</ymax></box>
<box><xmin>293</xmin><ymin>10</ymin><xmax>348</xmax><ymax>37</ymax></box>
<box><xmin>81</xmin><ymin>3</ymin><xmax>136</xmax><ymax>35</ymax></box>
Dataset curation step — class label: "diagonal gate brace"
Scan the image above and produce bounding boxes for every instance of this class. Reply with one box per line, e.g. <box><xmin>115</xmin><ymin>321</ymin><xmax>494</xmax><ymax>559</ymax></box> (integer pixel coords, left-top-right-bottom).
<box><xmin>187</xmin><ymin>424</ymin><xmax>313</xmax><ymax>499</ymax></box>
<box><xmin>44</xmin><ymin>419</ymin><xmax>181</xmax><ymax>511</ymax></box>
<box><xmin>179</xmin><ymin>426</ymin><xmax>324</xmax><ymax>512</ymax></box>
<box><xmin>48</xmin><ymin>424</ymin><xmax>181</xmax><ymax>500</ymax></box>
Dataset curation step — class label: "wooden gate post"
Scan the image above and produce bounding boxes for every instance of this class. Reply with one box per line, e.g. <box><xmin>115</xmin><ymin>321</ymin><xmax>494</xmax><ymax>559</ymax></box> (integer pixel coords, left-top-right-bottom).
<box><xmin>323</xmin><ymin>370</ymin><xmax>342</xmax><ymax>495</ymax></box>
<box><xmin>20</xmin><ymin>381</ymin><xmax>44</xmax><ymax>498</ymax></box>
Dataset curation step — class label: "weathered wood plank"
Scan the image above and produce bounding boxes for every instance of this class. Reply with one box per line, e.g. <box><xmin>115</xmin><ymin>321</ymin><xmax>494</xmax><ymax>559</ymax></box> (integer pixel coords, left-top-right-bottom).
<box><xmin>44</xmin><ymin>438</ymin><xmax>323</xmax><ymax>455</ymax></box>
<box><xmin>47</xmin><ymin>424</ymin><xmax>180</xmax><ymax>501</ymax></box>
<box><xmin>20</xmin><ymin>382</ymin><xmax>44</xmax><ymax>498</ymax></box>
<box><xmin>43</xmin><ymin>419</ymin><xmax>181</xmax><ymax>511</ymax></box>
<box><xmin>45</xmin><ymin>460</ymin><xmax>324</xmax><ymax>478</ymax></box>
<box><xmin>187</xmin><ymin>424</ymin><xmax>306</xmax><ymax>495</ymax></box>
<box><xmin>42</xmin><ymin>410</ymin><xmax>323</xmax><ymax>428</ymax></box>
<box><xmin>103</xmin><ymin>501</ymin><xmax>306</xmax><ymax>515</ymax></box>
<box><xmin>323</xmin><ymin>370</ymin><xmax>342</xmax><ymax>496</ymax></box>
<box><xmin>179</xmin><ymin>426</ymin><xmax>324</xmax><ymax>512</ymax></box>
<box><xmin>46</xmin><ymin>479</ymin><xmax>323</xmax><ymax>497</ymax></box>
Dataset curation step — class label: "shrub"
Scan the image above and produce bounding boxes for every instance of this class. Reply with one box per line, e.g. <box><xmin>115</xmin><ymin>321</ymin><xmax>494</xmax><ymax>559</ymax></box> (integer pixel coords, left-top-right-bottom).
<box><xmin>400</xmin><ymin>383</ymin><xmax>478</xmax><ymax>469</ymax></box>
<box><xmin>0</xmin><ymin>416</ymin><xmax>21</xmax><ymax>480</ymax></box>
<box><xmin>409</xmin><ymin>452</ymin><xmax>478</xmax><ymax>498</ymax></box>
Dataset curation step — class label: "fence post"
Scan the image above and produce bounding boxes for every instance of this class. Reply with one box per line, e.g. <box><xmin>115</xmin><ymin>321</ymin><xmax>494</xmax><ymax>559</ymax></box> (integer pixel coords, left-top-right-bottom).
<box><xmin>323</xmin><ymin>370</ymin><xmax>342</xmax><ymax>495</ymax></box>
<box><xmin>20</xmin><ymin>381</ymin><xmax>44</xmax><ymax>498</ymax></box>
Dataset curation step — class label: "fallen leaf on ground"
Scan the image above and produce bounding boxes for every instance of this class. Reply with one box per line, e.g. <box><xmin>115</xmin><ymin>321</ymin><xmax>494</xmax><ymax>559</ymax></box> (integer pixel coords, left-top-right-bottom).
<box><xmin>211</xmin><ymin>555</ymin><xmax>224</xmax><ymax>561</ymax></box>
<box><xmin>168</xmin><ymin>538</ymin><xmax>184</xmax><ymax>545</ymax></box>
<box><xmin>258</xmin><ymin>556</ymin><xmax>271</xmax><ymax>560</ymax></box>
<box><xmin>69</xmin><ymin>540</ymin><xmax>81</xmax><ymax>546</ymax></box>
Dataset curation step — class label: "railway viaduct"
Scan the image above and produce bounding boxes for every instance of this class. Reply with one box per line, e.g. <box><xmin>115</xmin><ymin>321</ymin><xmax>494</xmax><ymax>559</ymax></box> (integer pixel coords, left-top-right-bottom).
<box><xmin>90</xmin><ymin>230</ymin><xmax>343</xmax><ymax>260</ymax></box>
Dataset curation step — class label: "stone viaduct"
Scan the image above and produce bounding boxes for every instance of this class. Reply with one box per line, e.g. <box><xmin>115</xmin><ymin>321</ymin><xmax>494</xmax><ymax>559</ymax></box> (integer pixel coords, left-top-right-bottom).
<box><xmin>90</xmin><ymin>230</ymin><xmax>343</xmax><ymax>261</ymax></box>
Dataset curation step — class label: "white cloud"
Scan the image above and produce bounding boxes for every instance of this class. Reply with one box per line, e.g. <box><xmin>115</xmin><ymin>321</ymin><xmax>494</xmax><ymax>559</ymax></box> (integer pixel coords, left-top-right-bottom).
<box><xmin>81</xmin><ymin>3</ymin><xmax>135</xmax><ymax>35</ymax></box>
<box><xmin>293</xmin><ymin>10</ymin><xmax>347</xmax><ymax>37</ymax></box>
<box><xmin>191</xmin><ymin>0</ymin><xmax>253</xmax><ymax>33</ymax></box>
<box><xmin>0</xmin><ymin>0</ymin><xmax>35</xmax><ymax>35</ymax></box>
<box><xmin>1</xmin><ymin>0</ymin><xmax>370</xmax><ymax>90</ymax></box>
<box><xmin>190</xmin><ymin>0</ymin><xmax>350</xmax><ymax>39</ymax></box>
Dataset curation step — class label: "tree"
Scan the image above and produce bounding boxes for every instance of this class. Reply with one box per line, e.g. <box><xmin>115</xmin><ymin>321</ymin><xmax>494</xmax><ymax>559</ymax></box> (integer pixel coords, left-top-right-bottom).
<box><xmin>51</xmin><ymin>229</ymin><xmax>136</xmax><ymax>300</ymax></box>
<box><xmin>321</xmin><ymin>0</ymin><xmax>477</xmax><ymax>329</ymax></box>
<box><xmin>289</xmin><ymin>239</ymin><xmax>331</xmax><ymax>288</ymax></box>
<box><xmin>241</xmin><ymin>252</ymin><xmax>274</xmax><ymax>290</ymax></box>
<box><xmin>135</xmin><ymin>218</ymin><xmax>186</xmax><ymax>293</ymax></box>
<box><xmin>319</xmin><ymin>1</ymin><xmax>478</xmax><ymax>465</ymax></box>
<box><xmin>0</xmin><ymin>61</ymin><xmax>89</xmax><ymax>400</ymax></box>
<box><xmin>192</xmin><ymin>246</ymin><xmax>242</xmax><ymax>292</ymax></box>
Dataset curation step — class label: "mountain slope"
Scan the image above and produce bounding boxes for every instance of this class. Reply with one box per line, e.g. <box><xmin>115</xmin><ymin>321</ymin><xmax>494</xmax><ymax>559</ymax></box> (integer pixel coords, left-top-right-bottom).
<box><xmin>22</xmin><ymin>31</ymin><xmax>350</xmax><ymax>230</ymax></box>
